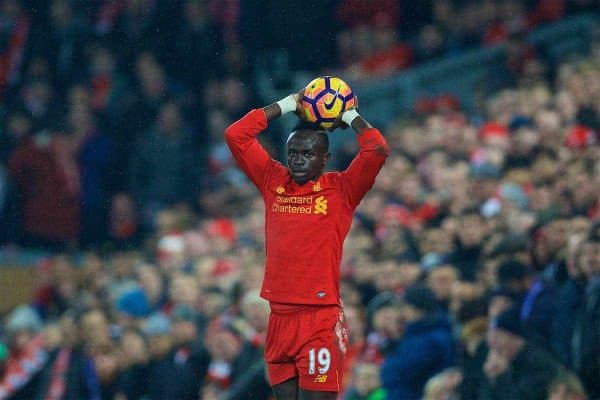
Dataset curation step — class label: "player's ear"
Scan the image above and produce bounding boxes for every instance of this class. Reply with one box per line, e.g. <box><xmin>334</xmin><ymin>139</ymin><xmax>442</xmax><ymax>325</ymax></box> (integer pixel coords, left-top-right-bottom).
<box><xmin>322</xmin><ymin>152</ymin><xmax>330</xmax><ymax>168</ymax></box>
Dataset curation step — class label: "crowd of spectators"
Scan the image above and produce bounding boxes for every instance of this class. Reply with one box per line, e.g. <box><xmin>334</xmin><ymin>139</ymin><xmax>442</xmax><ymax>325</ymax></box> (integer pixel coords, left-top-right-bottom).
<box><xmin>0</xmin><ymin>0</ymin><xmax>597</xmax><ymax>249</ymax></box>
<box><xmin>0</xmin><ymin>0</ymin><xmax>599</xmax><ymax>400</ymax></box>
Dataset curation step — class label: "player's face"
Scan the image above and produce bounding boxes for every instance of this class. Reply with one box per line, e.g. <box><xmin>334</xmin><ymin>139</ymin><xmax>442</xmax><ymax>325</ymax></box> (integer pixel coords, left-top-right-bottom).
<box><xmin>286</xmin><ymin>131</ymin><xmax>330</xmax><ymax>185</ymax></box>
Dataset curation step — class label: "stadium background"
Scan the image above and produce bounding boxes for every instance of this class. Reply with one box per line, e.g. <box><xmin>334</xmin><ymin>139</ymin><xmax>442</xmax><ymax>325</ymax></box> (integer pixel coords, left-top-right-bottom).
<box><xmin>0</xmin><ymin>0</ymin><xmax>598</xmax><ymax>399</ymax></box>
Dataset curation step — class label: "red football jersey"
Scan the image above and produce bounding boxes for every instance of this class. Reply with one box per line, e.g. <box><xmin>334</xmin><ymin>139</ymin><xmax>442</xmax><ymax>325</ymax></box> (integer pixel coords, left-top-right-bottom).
<box><xmin>225</xmin><ymin>109</ymin><xmax>388</xmax><ymax>305</ymax></box>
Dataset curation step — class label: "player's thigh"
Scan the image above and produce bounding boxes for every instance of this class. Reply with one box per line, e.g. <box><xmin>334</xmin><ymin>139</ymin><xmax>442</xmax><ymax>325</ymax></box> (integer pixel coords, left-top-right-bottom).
<box><xmin>296</xmin><ymin>308</ymin><xmax>347</xmax><ymax>392</ymax></box>
<box><xmin>273</xmin><ymin>376</ymin><xmax>299</xmax><ymax>400</ymax></box>
<box><xmin>265</xmin><ymin>360</ymin><xmax>297</xmax><ymax>389</ymax></box>
<box><xmin>265</xmin><ymin>311</ymin><xmax>300</xmax><ymax>387</ymax></box>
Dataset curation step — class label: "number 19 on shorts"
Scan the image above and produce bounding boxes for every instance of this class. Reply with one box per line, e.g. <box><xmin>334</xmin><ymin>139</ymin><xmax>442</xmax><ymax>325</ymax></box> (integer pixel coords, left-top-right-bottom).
<box><xmin>308</xmin><ymin>348</ymin><xmax>331</xmax><ymax>375</ymax></box>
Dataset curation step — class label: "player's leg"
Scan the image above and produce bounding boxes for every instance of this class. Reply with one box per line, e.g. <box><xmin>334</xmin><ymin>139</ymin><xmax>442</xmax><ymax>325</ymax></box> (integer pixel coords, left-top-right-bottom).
<box><xmin>273</xmin><ymin>377</ymin><xmax>299</xmax><ymax>400</ymax></box>
<box><xmin>265</xmin><ymin>308</ymin><xmax>301</xmax><ymax>400</ymax></box>
<box><xmin>296</xmin><ymin>306</ymin><xmax>348</xmax><ymax>396</ymax></box>
<box><xmin>299</xmin><ymin>388</ymin><xmax>337</xmax><ymax>400</ymax></box>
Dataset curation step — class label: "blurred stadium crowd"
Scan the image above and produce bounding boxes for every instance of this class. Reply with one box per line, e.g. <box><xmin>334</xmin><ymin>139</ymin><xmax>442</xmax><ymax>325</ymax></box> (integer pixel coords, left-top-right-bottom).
<box><xmin>0</xmin><ymin>0</ymin><xmax>599</xmax><ymax>400</ymax></box>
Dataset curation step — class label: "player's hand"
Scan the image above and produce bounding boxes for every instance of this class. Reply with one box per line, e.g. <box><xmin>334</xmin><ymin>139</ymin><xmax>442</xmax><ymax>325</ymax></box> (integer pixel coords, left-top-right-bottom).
<box><xmin>267</xmin><ymin>91</ymin><xmax>304</xmax><ymax>121</ymax></box>
<box><xmin>330</xmin><ymin>115</ymin><xmax>350</xmax><ymax>131</ymax></box>
<box><xmin>293</xmin><ymin>89</ymin><xmax>304</xmax><ymax>119</ymax></box>
<box><xmin>330</xmin><ymin>102</ymin><xmax>359</xmax><ymax>131</ymax></box>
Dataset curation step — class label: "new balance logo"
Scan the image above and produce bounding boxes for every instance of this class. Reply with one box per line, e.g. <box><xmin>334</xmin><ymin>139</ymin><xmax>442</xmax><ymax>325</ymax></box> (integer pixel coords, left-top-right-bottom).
<box><xmin>314</xmin><ymin>374</ymin><xmax>328</xmax><ymax>383</ymax></box>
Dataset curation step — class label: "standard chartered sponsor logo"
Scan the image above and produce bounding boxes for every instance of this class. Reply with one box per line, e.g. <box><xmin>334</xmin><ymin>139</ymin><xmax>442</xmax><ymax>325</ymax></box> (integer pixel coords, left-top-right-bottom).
<box><xmin>272</xmin><ymin>203</ymin><xmax>313</xmax><ymax>214</ymax></box>
<box><xmin>276</xmin><ymin>195</ymin><xmax>313</xmax><ymax>204</ymax></box>
<box><xmin>271</xmin><ymin>194</ymin><xmax>328</xmax><ymax>215</ymax></box>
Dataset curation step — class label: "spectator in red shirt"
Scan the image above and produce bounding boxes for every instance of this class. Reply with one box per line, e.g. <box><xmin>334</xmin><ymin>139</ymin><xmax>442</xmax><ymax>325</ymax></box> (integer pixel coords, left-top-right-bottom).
<box><xmin>8</xmin><ymin>130</ymin><xmax>81</xmax><ymax>248</ymax></box>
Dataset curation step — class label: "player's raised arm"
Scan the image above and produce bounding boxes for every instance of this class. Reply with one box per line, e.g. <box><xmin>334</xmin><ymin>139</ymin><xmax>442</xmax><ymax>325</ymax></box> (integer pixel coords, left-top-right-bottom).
<box><xmin>224</xmin><ymin>93</ymin><xmax>302</xmax><ymax>189</ymax></box>
<box><xmin>339</xmin><ymin>108</ymin><xmax>389</xmax><ymax>208</ymax></box>
<box><xmin>344</xmin><ymin>109</ymin><xmax>372</xmax><ymax>133</ymax></box>
<box><xmin>262</xmin><ymin>91</ymin><xmax>303</xmax><ymax>122</ymax></box>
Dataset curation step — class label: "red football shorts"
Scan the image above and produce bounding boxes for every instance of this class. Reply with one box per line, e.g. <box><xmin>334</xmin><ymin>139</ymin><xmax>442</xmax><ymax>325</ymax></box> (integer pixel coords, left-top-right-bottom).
<box><xmin>265</xmin><ymin>303</ymin><xmax>348</xmax><ymax>392</ymax></box>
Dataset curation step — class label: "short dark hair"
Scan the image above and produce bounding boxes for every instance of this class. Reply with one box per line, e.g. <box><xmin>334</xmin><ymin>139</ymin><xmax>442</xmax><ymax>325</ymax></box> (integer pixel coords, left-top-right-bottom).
<box><xmin>290</xmin><ymin>121</ymin><xmax>329</xmax><ymax>151</ymax></box>
<box><xmin>292</xmin><ymin>120</ymin><xmax>326</xmax><ymax>133</ymax></box>
<box><xmin>456</xmin><ymin>297</ymin><xmax>487</xmax><ymax>323</ymax></box>
<box><xmin>404</xmin><ymin>284</ymin><xmax>438</xmax><ymax>315</ymax></box>
<box><xmin>588</xmin><ymin>220</ymin><xmax>600</xmax><ymax>243</ymax></box>
<box><xmin>492</xmin><ymin>306</ymin><xmax>525</xmax><ymax>337</ymax></box>
<box><xmin>497</xmin><ymin>260</ymin><xmax>527</xmax><ymax>285</ymax></box>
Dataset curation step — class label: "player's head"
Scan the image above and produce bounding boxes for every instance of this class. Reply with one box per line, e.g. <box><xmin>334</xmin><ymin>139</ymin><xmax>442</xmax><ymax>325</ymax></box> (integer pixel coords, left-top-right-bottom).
<box><xmin>286</xmin><ymin>121</ymin><xmax>330</xmax><ymax>185</ymax></box>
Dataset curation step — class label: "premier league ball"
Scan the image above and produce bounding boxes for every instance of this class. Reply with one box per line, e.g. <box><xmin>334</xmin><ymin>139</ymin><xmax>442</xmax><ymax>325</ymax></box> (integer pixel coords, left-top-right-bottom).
<box><xmin>301</xmin><ymin>76</ymin><xmax>357</xmax><ymax>130</ymax></box>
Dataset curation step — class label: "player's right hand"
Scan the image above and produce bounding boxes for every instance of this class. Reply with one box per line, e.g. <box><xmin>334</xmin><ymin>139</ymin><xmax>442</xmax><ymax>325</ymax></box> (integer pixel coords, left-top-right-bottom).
<box><xmin>293</xmin><ymin>89</ymin><xmax>304</xmax><ymax>119</ymax></box>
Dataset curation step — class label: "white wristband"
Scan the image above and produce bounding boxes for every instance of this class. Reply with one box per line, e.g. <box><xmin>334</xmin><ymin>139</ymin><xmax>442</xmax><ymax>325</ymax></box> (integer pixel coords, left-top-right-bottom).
<box><xmin>276</xmin><ymin>94</ymin><xmax>297</xmax><ymax>115</ymax></box>
<box><xmin>341</xmin><ymin>109</ymin><xmax>359</xmax><ymax>126</ymax></box>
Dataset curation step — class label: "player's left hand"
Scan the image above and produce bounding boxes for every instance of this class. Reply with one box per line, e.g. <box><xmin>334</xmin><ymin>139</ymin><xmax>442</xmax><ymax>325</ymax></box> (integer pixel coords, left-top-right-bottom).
<box><xmin>329</xmin><ymin>115</ymin><xmax>350</xmax><ymax>131</ymax></box>
<box><xmin>329</xmin><ymin>102</ymin><xmax>358</xmax><ymax>131</ymax></box>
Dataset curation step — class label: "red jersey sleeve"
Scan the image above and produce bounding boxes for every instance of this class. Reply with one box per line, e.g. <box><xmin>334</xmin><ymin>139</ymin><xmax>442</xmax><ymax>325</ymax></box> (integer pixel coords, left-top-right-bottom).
<box><xmin>225</xmin><ymin>109</ymin><xmax>275</xmax><ymax>191</ymax></box>
<box><xmin>341</xmin><ymin>128</ymin><xmax>389</xmax><ymax>208</ymax></box>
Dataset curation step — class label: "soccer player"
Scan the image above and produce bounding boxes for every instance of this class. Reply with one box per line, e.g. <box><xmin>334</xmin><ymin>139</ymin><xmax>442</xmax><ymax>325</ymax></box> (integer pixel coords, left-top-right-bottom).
<box><xmin>225</xmin><ymin>91</ymin><xmax>388</xmax><ymax>400</ymax></box>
